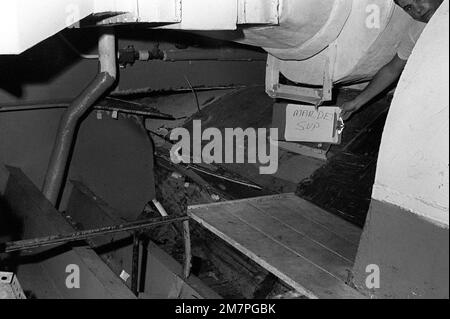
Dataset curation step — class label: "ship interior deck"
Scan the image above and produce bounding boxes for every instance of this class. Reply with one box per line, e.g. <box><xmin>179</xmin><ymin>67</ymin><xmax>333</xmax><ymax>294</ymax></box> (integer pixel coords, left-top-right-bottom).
<box><xmin>1</xmin><ymin>83</ymin><xmax>391</xmax><ymax>299</ymax></box>
<box><xmin>139</xmin><ymin>85</ymin><xmax>391</xmax><ymax>298</ymax></box>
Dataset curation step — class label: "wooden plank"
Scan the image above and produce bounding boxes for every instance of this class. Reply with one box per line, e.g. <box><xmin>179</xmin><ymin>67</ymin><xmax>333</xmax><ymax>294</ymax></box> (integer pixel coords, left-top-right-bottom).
<box><xmin>248</xmin><ymin>198</ymin><xmax>359</xmax><ymax>262</ymax></box>
<box><xmin>280</xmin><ymin>194</ymin><xmax>362</xmax><ymax>245</ymax></box>
<box><xmin>2</xmin><ymin>166</ymin><xmax>136</xmax><ymax>299</ymax></box>
<box><xmin>188</xmin><ymin>193</ymin><xmax>299</xmax><ymax>210</ymax></box>
<box><xmin>219</xmin><ymin>201</ymin><xmax>352</xmax><ymax>281</ymax></box>
<box><xmin>189</xmin><ymin>205</ymin><xmax>364</xmax><ymax>299</ymax></box>
<box><xmin>189</xmin><ymin>193</ymin><xmax>362</xmax><ymax>246</ymax></box>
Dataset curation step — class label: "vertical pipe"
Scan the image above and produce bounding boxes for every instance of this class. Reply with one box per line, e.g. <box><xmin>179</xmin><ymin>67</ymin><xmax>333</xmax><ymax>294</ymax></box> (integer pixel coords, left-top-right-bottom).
<box><xmin>99</xmin><ymin>31</ymin><xmax>117</xmax><ymax>78</ymax></box>
<box><xmin>131</xmin><ymin>232</ymin><xmax>140</xmax><ymax>296</ymax></box>
<box><xmin>42</xmin><ymin>29</ymin><xmax>117</xmax><ymax>206</ymax></box>
<box><xmin>183</xmin><ymin>220</ymin><xmax>192</xmax><ymax>279</ymax></box>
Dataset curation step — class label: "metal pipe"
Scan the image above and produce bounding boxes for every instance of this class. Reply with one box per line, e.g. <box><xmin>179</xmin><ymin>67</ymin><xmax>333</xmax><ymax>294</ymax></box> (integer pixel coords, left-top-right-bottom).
<box><xmin>131</xmin><ymin>232</ymin><xmax>140</xmax><ymax>296</ymax></box>
<box><xmin>0</xmin><ymin>215</ymin><xmax>190</xmax><ymax>254</ymax></box>
<box><xmin>118</xmin><ymin>45</ymin><xmax>266</xmax><ymax>65</ymax></box>
<box><xmin>162</xmin><ymin>48</ymin><xmax>267</xmax><ymax>62</ymax></box>
<box><xmin>99</xmin><ymin>32</ymin><xmax>117</xmax><ymax>78</ymax></box>
<box><xmin>42</xmin><ymin>29</ymin><xmax>117</xmax><ymax>205</ymax></box>
<box><xmin>182</xmin><ymin>220</ymin><xmax>192</xmax><ymax>279</ymax></box>
<box><xmin>0</xmin><ymin>99</ymin><xmax>175</xmax><ymax>119</ymax></box>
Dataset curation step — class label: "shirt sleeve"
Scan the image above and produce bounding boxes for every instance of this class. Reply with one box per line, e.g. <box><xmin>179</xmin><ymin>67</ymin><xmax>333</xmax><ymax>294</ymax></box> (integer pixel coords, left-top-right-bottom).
<box><xmin>397</xmin><ymin>22</ymin><xmax>427</xmax><ymax>61</ymax></box>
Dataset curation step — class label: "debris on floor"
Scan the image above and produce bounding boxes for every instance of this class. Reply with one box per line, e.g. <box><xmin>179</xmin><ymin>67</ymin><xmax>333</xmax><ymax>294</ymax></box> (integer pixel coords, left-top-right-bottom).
<box><xmin>135</xmin><ymin>86</ymin><xmax>393</xmax><ymax>298</ymax></box>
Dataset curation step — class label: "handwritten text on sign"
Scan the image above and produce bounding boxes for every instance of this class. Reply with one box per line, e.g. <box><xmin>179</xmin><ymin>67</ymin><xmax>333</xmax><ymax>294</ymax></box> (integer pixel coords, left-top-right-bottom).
<box><xmin>285</xmin><ymin>105</ymin><xmax>341</xmax><ymax>143</ymax></box>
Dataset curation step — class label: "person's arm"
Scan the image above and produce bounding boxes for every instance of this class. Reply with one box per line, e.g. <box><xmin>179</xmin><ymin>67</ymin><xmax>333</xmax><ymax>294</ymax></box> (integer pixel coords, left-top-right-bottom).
<box><xmin>341</xmin><ymin>54</ymin><xmax>407</xmax><ymax>120</ymax></box>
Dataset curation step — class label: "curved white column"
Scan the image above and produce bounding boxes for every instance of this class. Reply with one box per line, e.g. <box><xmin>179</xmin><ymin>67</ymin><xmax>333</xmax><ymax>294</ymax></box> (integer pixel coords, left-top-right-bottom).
<box><xmin>372</xmin><ymin>0</ymin><xmax>449</xmax><ymax>226</ymax></box>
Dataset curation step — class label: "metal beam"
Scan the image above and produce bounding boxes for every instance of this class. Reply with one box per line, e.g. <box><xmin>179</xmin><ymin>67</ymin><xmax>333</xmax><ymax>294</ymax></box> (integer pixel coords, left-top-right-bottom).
<box><xmin>1</xmin><ymin>215</ymin><xmax>189</xmax><ymax>254</ymax></box>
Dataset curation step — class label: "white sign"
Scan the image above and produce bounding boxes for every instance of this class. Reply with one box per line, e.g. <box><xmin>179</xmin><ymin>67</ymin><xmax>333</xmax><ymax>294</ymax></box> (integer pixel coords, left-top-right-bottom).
<box><xmin>284</xmin><ymin>104</ymin><xmax>343</xmax><ymax>144</ymax></box>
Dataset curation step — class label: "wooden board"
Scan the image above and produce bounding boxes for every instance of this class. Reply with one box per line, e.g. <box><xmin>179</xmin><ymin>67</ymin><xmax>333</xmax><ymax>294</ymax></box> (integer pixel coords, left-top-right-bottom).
<box><xmin>188</xmin><ymin>193</ymin><xmax>364</xmax><ymax>299</ymax></box>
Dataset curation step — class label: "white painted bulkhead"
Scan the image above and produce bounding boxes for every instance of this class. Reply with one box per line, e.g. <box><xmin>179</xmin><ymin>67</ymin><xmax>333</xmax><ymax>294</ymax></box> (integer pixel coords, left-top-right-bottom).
<box><xmin>372</xmin><ymin>0</ymin><xmax>449</xmax><ymax>227</ymax></box>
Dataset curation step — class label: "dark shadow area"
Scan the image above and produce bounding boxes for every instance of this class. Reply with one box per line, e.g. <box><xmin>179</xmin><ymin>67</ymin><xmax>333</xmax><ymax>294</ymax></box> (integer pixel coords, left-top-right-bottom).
<box><xmin>117</xmin><ymin>27</ymin><xmax>258</xmax><ymax>51</ymax></box>
<box><xmin>0</xmin><ymin>195</ymin><xmax>23</xmax><ymax>273</ymax></box>
<box><xmin>0</xmin><ymin>29</ymin><xmax>98</xmax><ymax>98</ymax></box>
<box><xmin>296</xmin><ymin>91</ymin><xmax>392</xmax><ymax>227</ymax></box>
<box><xmin>93</xmin><ymin>236</ymin><xmax>134</xmax><ymax>256</ymax></box>
<box><xmin>5</xmin><ymin>242</ymin><xmax>82</xmax><ymax>265</ymax></box>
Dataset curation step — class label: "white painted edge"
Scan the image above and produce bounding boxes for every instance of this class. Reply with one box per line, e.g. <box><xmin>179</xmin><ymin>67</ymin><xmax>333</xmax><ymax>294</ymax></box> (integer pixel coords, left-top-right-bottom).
<box><xmin>372</xmin><ymin>184</ymin><xmax>449</xmax><ymax>227</ymax></box>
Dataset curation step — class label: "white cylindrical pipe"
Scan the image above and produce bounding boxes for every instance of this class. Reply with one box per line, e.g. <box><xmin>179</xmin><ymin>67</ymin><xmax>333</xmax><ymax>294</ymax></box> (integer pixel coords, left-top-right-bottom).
<box><xmin>99</xmin><ymin>28</ymin><xmax>117</xmax><ymax>78</ymax></box>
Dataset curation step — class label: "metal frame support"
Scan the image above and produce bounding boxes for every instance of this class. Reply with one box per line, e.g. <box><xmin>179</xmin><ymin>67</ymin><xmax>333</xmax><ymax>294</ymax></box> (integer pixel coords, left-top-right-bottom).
<box><xmin>265</xmin><ymin>41</ymin><xmax>338</xmax><ymax>107</ymax></box>
<box><xmin>1</xmin><ymin>215</ymin><xmax>190</xmax><ymax>254</ymax></box>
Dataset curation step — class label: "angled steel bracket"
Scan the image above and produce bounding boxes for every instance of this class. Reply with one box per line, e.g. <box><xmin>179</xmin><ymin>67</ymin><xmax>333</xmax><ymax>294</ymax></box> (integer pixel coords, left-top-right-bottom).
<box><xmin>266</xmin><ymin>41</ymin><xmax>338</xmax><ymax>107</ymax></box>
